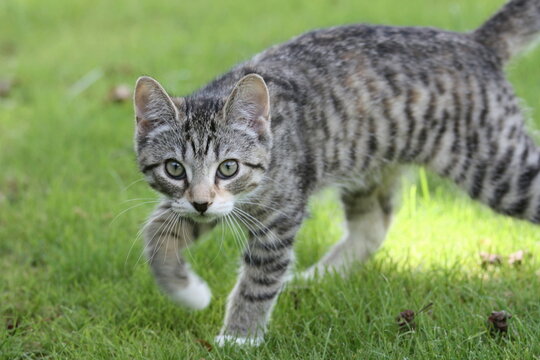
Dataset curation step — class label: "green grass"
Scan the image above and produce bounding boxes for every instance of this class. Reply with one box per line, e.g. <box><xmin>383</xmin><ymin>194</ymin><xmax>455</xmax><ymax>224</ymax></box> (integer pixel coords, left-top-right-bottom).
<box><xmin>1</xmin><ymin>0</ymin><xmax>540</xmax><ymax>358</ymax></box>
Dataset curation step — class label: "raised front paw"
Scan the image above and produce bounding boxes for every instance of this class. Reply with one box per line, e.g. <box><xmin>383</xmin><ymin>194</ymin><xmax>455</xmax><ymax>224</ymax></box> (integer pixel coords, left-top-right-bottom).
<box><xmin>214</xmin><ymin>334</ymin><xmax>263</xmax><ymax>347</ymax></box>
<box><xmin>170</xmin><ymin>272</ymin><xmax>211</xmax><ymax>310</ymax></box>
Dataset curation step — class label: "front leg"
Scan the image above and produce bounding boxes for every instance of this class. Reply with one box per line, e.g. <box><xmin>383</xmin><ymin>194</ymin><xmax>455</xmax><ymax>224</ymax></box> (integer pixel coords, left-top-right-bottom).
<box><xmin>216</xmin><ymin>210</ymin><xmax>304</xmax><ymax>345</ymax></box>
<box><xmin>144</xmin><ymin>203</ymin><xmax>213</xmax><ymax>310</ymax></box>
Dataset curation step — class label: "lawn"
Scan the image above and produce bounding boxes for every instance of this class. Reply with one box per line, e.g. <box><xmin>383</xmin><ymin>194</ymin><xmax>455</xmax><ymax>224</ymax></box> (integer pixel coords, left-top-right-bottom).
<box><xmin>1</xmin><ymin>0</ymin><xmax>540</xmax><ymax>358</ymax></box>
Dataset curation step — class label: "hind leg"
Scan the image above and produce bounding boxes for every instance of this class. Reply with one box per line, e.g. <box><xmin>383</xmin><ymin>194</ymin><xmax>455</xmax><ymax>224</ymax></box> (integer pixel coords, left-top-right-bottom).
<box><xmin>426</xmin><ymin>96</ymin><xmax>540</xmax><ymax>223</ymax></box>
<box><xmin>303</xmin><ymin>172</ymin><xmax>400</xmax><ymax>278</ymax></box>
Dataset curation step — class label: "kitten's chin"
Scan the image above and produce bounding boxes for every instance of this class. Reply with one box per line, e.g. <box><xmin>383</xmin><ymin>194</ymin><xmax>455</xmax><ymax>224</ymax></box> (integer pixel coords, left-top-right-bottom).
<box><xmin>190</xmin><ymin>214</ymin><xmax>217</xmax><ymax>223</ymax></box>
<box><xmin>188</xmin><ymin>212</ymin><xmax>228</xmax><ymax>224</ymax></box>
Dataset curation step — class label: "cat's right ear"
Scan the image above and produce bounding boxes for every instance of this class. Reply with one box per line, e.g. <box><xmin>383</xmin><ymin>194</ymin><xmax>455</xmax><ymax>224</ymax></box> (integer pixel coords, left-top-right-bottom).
<box><xmin>133</xmin><ymin>76</ymin><xmax>178</xmax><ymax>136</ymax></box>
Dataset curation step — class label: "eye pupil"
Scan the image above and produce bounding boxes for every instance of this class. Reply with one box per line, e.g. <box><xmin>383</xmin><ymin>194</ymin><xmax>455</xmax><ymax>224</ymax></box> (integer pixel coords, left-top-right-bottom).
<box><xmin>217</xmin><ymin>160</ymin><xmax>238</xmax><ymax>179</ymax></box>
<box><xmin>165</xmin><ymin>160</ymin><xmax>186</xmax><ymax>179</ymax></box>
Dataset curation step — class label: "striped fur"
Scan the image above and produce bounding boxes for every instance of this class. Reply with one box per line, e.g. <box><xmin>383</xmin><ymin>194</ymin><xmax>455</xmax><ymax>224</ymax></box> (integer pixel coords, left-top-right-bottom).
<box><xmin>133</xmin><ymin>0</ymin><xmax>540</xmax><ymax>344</ymax></box>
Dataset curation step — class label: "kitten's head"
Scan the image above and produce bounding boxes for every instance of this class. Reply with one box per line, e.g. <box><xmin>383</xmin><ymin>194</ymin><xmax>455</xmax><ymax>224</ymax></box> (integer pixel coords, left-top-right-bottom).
<box><xmin>133</xmin><ymin>74</ymin><xmax>272</xmax><ymax>223</ymax></box>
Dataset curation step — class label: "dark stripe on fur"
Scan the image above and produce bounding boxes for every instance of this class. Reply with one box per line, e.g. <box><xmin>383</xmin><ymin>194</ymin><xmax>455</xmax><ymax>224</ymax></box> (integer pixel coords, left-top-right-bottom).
<box><xmin>249</xmin><ymin>275</ymin><xmax>280</xmax><ymax>286</ymax></box>
<box><xmin>243</xmin><ymin>252</ymin><xmax>279</xmax><ymax>267</ymax></box>
<box><xmin>244</xmin><ymin>162</ymin><xmax>267</xmax><ymax>171</ymax></box>
<box><xmin>240</xmin><ymin>289</ymin><xmax>279</xmax><ymax>302</ymax></box>
<box><xmin>254</xmin><ymin>236</ymin><xmax>295</xmax><ymax>251</ymax></box>
<box><xmin>142</xmin><ymin>163</ymin><xmax>160</xmax><ymax>173</ymax></box>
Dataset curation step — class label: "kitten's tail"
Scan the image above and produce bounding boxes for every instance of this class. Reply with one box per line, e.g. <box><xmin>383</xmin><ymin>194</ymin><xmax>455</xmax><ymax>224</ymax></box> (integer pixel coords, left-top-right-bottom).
<box><xmin>474</xmin><ymin>0</ymin><xmax>540</xmax><ymax>62</ymax></box>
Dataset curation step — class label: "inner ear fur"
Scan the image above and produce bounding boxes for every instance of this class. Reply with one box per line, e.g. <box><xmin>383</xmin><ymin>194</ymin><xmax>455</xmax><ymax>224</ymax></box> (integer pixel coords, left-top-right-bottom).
<box><xmin>133</xmin><ymin>76</ymin><xmax>179</xmax><ymax>135</ymax></box>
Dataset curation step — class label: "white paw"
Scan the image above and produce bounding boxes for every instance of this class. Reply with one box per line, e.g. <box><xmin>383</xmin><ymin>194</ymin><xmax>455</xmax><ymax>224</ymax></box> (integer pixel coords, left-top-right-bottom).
<box><xmin>298</xmin><ymin>264</ymin><xmax>342</xmax><ymax>280</ymax></box>
<box><xmin>171</xmin><ymin>272</ymin><xmax>211</xmax><ymax>310</ymax></box>
<box><xmin>214</xmin><ymin>335</ymin><xmax>263</xmax><ymax>347</ymax></box>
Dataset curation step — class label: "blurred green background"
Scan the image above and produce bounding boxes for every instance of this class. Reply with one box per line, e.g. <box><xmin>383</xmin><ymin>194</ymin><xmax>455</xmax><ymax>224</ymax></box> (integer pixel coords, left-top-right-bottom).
<box><xmin>1</xmin><ymin>0</ymin><xmax>539</xmax><ymax>359</ymax></box>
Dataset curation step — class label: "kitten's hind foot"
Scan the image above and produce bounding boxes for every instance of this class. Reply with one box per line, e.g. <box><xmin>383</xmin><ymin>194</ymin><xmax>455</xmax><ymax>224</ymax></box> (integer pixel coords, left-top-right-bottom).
<box><xmin>297</xmin><ymin>266</ymin><xmax>318</xmax><ymax>281</ymax></box>
<box><xmin>214</xmin><ymin>335</ymin><xmax>263</xmax><ymax>347</ymax></box>
<box><xmin>297</xmin><ymin>264</ymin><xmax>339</xmax><ymax>281</ymax></box>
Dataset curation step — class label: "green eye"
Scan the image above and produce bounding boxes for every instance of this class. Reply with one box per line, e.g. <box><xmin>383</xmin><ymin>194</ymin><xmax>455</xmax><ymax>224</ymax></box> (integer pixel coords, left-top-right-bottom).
<box><xmin>165</xmin><ymin>160</ymin><xmax>186</xmax><ymax>179</ymax></box>
<box><xmin>217</xmin><ymin>160</ymin><xmax>239</xmax><ymax>179</ymax></box>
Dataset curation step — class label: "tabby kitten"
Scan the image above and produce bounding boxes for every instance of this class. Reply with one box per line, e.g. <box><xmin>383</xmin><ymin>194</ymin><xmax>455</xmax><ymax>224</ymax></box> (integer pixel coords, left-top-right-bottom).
<box><xmin>133</xmin><ymin>0</ymin><xmax>540</xmax><ymax>345</ymax></box>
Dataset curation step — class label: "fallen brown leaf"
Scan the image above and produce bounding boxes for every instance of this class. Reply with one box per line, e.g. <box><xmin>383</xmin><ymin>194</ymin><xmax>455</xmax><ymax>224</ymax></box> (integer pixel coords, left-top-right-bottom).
<box><xmin>195</xmin><ymin>339</ymin><xmax>213</xmax><ymax>352</ymax></box>
<box><xmin>487</xmin><ymin>310</ymin><xmax>512</xmax><ymax>334</ymax></box>
<box><xmin>6</xmin><ymin>317</ymin><xmax>20</xmax><ymax>335</ymax></box>
<box><xmin>108</xmin><ymin>84</ymin><xmax>131</xmax><ymax>103</ymax></box>
<box><xmin>396</xmin><ymin>303</ymin><xmax>433</xmax><ymax>332</ymax></box>
<box><xmin>480</xmin><ymin>252</ymin><xmax>502</xmax><ymax>268</ymax></box>
<box><xmin>396</xmin><ymin>309</ymin><xmax>416</xmax><ymax>331</ymax></box>
<box><xmin>508</xmin><ymin>250</ymin><xmax>529</xmax><ymax>266</ymax></box>
<box><xmin>0</xmin><ymin>79</ymin><xmax>14</xmax><ymax>97</ymax></box>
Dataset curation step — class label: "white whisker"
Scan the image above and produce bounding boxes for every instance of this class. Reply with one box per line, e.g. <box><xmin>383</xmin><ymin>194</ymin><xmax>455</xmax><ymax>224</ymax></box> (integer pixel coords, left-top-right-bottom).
<box><xmin>233</xmin><ymin>207</ymin><xmax>280</xmax><ymax>243</ymax></box>
<box><xmin>182</xmin><ymin>218</ymin><xmax>196</xmax><ymax>262</ymax></box>
<box><xmin>137</xmin><ymin>210</ymin><xmax>175</xmax><ymax>266</ymax></box>
<box><xmin>120</xmin><ymin>177</ymin><xmax>146</xmax><ymax>192</ymax></box>
<box><xmin>161</xmin><ymin>211</ymin><xmax>180</xmax><ymax>265</ymax></box>
<box><xmin>110</xmin><ymin>200</ymin><xmax>161</xmax><ymax>226</ymax></box>
<box><xmin>235</xmin><ymin>200</ymin><xmax>288</xmax><ymax>217</ymax></box>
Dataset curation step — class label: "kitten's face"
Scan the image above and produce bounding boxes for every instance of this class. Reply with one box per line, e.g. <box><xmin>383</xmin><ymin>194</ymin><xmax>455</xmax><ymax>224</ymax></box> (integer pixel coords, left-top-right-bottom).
<box><xmin>133</xmin><ymin>74</ymin><xmax>271</xmax><ymax>223</ymax></box>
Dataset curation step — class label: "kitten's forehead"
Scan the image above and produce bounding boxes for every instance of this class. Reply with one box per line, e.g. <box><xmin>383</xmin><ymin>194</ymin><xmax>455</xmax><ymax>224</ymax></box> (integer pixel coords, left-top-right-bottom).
<box><xmin>176</xmin><ymin>97</ymin><xmax>237</xmax><ymax>162</ymax></box>
<box><xmin>179</xmin><ymin>98</ymin><xmax>223</xmax><ymax>163</ymax></box>
<box><xmin>183</xmin><ymin>97</ymin><xmax>223</xmax><ymax>127</ymax></box>
<box><xmin>181</xmin><ymin>98</ymin><xmax>222</xmax><ymax>143</ymax></box>
<box><xmin>178</xmin><ymin>97</ymin><xmax>258</xmax><ymax>159</ymax></box>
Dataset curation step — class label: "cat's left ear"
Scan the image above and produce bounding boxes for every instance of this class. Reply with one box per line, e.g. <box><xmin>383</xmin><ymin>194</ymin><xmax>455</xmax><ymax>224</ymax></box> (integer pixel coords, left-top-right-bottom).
<box><xmin>133</xmin><ymin>76</ymin><xmax>179</xmax><ymax>136</ymax></box>
<box><xmin>223</xmin><ymin>74</ymin><xmax>271</xmax><ymax>140</ymax></box>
